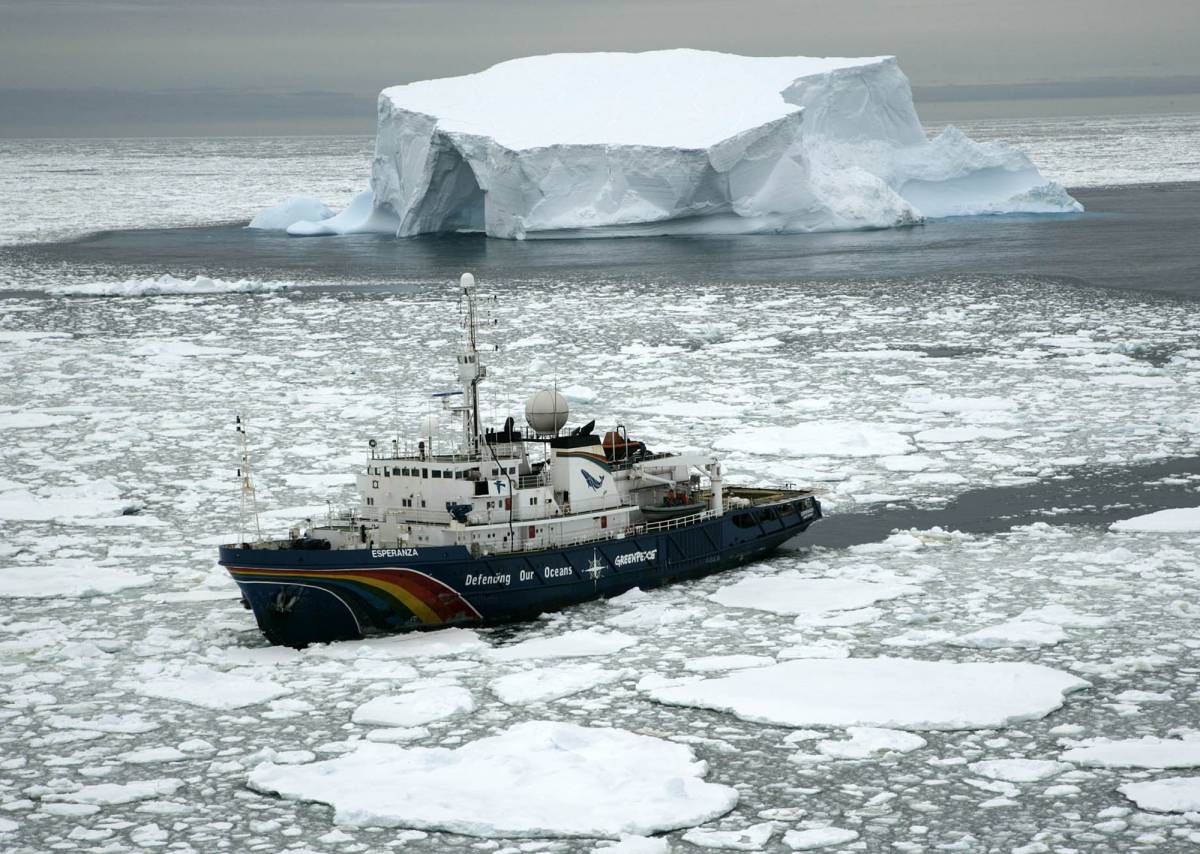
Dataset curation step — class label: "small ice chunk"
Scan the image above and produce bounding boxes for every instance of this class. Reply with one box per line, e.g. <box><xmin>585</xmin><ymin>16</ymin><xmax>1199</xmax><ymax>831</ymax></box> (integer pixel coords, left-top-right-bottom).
<box><xmin>118</xmin><ymin>747</ymin><xmax>187</xmax><ymax>764</ymax></box>
<box><xmin>352</xmin><ymin>686</ymin><xmax>475</xmax><ymax>727</ymax></box>
<box><xmin>681</xmin><ymin>821</ymin><xmax>777</xmax><ymax>849</ymax></box>
<box><xmin>783</xmin><ymin>826</ymin><xmax>860</xmax><ymax>849</ymax></box>
<box><xmin>1118</xmin><ymin>777</ymin><xmax>1200</xmax><ymax>813</ymax></box>
<box><xmin>0</xmin><ymin>562</ymin><xmax>152</xmax><ymax>598</ymax></box>
<box><xmin>1013</xmin><ymin>604</ymin><xmax>1109</xmax><ymax>628</ymax></box>
<box><xmin>968</xmin><ymin>759</ymin><xmax>1070</xmax><ymax>782</ymax></box>
<box><xmin>710</xmin><ymin>574</ymin><xmax>919</xmax><ymax>617</ymax></box>
<box><xmin>1060</xmin><ymin>737</ymin><xmax>1200</xmax><ymax>768</ymax></box>
<box><xmin>646</xmin><ymin>658</ymin><xmax>1089</xmax><ymax>731</ymax></box>
<box><xmin>49</xmin><ymin>274</ymin><xmax>290</xmax><ymax>297</ymax></box>
<box><xmin>247</xmin><ymin>720</ymin><xmax>737</xmax><ymax>837</ymax></box>
<box><xmin>247</xmin><ymin>196</ymin><xmax>334</xmax><ymax>230</ymax></box>
<box><xmin>47</xmin><ymin>779</ymin><xmax>183</xmax><ymax>806</ymax></box>
<box><xmin>594</xmin><ymin>836</ymin><xmax>670</xmax><ymax>854</ymax></box>
<box><xmin>717</xmin><ymin>422</ymin><xmax>913</xmax><ymax>458</ymax></box>
<box><xmin>1110</xmin><ymin>507</ymin><xmax>1200</xmax><ymax>533</ymax></box>
<box><xmin>684</xmin><ymin>655</ymin><xmax>776</xmax><ymax>673</ymax></box>
<box><xmin>492</xmin><ymin>664</ymin><xmax>632</xmax><ymax>705</ymax></box>
<box><xmin>134</xmin><ymin>665</ymin><xmax>288</xmax><ymax>709</ymax></box>
<box><xmin>816</xmin><ymin>727</ymin><xmax>926</xmax><ymax>759</ymax></box>
<box><xmin>486</xmin><ymin>628</ymin><xmax>637</xmax><ymax>661</ymax></box>
<box><xmin>953</xmin><ymin>620</ymin><xmax>1067</xmax><ymax>649</ymax></box>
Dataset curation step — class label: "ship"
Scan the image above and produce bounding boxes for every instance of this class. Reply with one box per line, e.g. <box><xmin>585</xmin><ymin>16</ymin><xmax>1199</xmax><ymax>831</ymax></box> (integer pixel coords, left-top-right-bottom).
<box><xmin>219</xmin><ymin>274</ymin><xmax>822</xmax><ymax>647</ymax></box>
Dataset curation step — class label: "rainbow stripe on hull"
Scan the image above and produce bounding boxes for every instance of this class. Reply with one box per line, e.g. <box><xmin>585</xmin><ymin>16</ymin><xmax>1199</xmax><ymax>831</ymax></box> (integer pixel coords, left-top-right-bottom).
<box><xmin>229</xmin><ymin>566</ymin><xmax>482</xmax><ymax>644</ymax></box>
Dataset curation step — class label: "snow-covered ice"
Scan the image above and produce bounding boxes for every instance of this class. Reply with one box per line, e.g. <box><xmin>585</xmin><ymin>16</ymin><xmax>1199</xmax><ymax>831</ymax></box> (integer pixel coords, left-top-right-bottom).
<box><xmin>783</xmin><ymin>827</ymin><xmax>860</xmax><ymax>850</ymax></box>
<box><xmin>0</xmin><ymin>562</ymin><xmax>152</xmax><ymax>598</ymax></box>
<box><xmin>815</xmin><ymin>727</ymin><xmax>926</xmax><ymax>759</ymax></box>
<box><xmin>647</xmin><ymin>658</ymin><xmax>1089</xmax><ymax>730</ymax></box>
<box><xmin>486</xmin><ymin>628</ymin><xmax>637</xmax><ymax>661</ymax></box>
<box><xmin>247</xmin><ymin>721</ymin><xmax>737</xmax><ymax>837</ymax></box>
<box><xmin>1060</xmin><ymin>736</ymin><xmax>1200</xmax><ymax>768</ymax></box>
<box><xmin>1110</xmin><ymin>506</ymin><xmax>1200</xmax><ymax>532</ymax></box>
<box><xmin>246</xmin><ymin>196</ymin><xmax>333</xmax><ymax>230</ymax></box>
<box><xmin>48</xmin><ymin>274</ymin><xmax>291</xmax><ymax>297</ymax></box>
<box><xmin>716</xmin><ymin>421</ymin><xmax>914</xmax><ymax>458</ymax></box>
<box><xmin>491</xmin><ymin>664</ymin><xmax>632</xmax><ymax>705</ymax></box>
<box><xmin>1118</xmin><ymin>777</ymin><xmax>1200</xmax><ymax>813</ymax></box>
<box><xmin>967</xmin><ymin>759</ymin><xmax>1070</xmax><ymax>782</ymax></box>
<box><xmin>681</xmin><ymin>821</ymin><xmax>777</xmax><ymax>850</ymax></box>
<box><xmin>133</xmin><ymin>665</ymin><xmax>289</xmax><ymax>710</ymax></box>
<box><xmin>281</xmin><ymin>50</ymin><xmax>1081</xmax><ymax>239</ymax></box>
<box><xmin>953</xmin><ymin>619</ymin><xmax>1068</xmax><ymax>649</ymax></box>
<box><xmin>710</xmin><ymin>573</ymin><xmax>920</xmax><ymax>617</ymax></box>
<box><xmin>351</xmin><ymin>686</ymin><xmax>475</xmax><ymax>727</ymax></box>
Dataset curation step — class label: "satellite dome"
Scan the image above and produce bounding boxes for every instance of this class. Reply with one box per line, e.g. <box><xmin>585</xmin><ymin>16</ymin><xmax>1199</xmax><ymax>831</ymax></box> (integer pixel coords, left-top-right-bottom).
<box><xmin>525</xmin><ymin>389</ymin><xmax>569</xmax><ymax>434</ymax></box>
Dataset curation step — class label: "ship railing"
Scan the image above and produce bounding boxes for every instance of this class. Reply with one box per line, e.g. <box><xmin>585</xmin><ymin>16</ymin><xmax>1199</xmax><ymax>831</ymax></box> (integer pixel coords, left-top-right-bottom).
<box><xmin>516</xmin><ymin>471</ymin><xmax>549</xmax><ymax>489</ymax></box>
<box><xmin>495</xmin><ymin>504</ymin><xmax>726</xmax><ymax>556</ymax></box>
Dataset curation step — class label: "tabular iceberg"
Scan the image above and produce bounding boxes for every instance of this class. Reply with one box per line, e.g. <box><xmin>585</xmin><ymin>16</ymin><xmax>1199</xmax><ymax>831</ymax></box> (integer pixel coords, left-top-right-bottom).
<box><xmin>278</xmin><ymin>50</ymin><xmax>1080</xmax><ymax>238</ymax></box>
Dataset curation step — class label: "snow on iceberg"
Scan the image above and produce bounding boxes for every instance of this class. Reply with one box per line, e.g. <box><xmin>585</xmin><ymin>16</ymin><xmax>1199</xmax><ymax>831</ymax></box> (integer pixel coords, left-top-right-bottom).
<box><xmin>246</xmin><ymin>196</ymin><xmax>333</xmax><ymax>230</ymax></box>
<box><xmin>247</xmin><ymin>721</ymin><xmax>738</xmax><ymax>837</ymax></box>
<box><xmin>277</xmin><ymin>49</ymin><xmax>1079</xmax><ymax>239</ymax></box>
<box><xmin>646</xmin><ymin>658</ymin><xmax>1089</xmax><ymax>730</ymax></box>
<box><xmin>49</xmin><ymin>274</ymin><xmax>291</xmax><ymax>297</ymax></box>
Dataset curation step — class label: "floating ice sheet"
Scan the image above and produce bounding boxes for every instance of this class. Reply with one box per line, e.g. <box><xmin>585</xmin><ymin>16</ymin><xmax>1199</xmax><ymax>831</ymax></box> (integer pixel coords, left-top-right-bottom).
<box><xmin>1060</xmin><ymin>736</ymin><xmax>1200</xmax><ymax>768</ymax></box>
<box><xmin>247</xmin><ymin>721</ymin><xmax>737</xmax><ymax>837</ymax></box>
<box><xmin>710</xmin><ymin>573</ymin><xmax>920</xmax><ymax>617</ymax></box>
<box><xmin>647</xmin><ymin>658</ymin><xmax>1089</xmax><ymax>731</ymax></box>
<box><xmin>1118</xmin><ymin>777</ymin><xmax>1200</xmax><ymax>813</ymax></box>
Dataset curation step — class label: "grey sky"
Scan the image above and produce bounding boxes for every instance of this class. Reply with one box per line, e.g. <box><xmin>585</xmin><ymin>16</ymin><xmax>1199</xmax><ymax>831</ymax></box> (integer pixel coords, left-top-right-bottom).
<box><xmin>2</xmin><ymin>0</ymin><xmax>1199</xmax><ymax>136</ymax></box>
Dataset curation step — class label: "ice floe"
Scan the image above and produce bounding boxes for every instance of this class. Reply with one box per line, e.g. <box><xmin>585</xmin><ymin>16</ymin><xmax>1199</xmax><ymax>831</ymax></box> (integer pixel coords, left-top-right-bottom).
<box><xmin>491</xmin><ymin>663</ymin><xmax>632</xmax><ymax>705</ymax></box>
<box><xmin>246</xmin><ymin>196</ymin><xmax>334</xmax><ymax>230</ymax></box>
<box><xmin>247</xmin><ymin>721</ymin><xmax>737</xmax><ymax>837</ymax></box>
<box><xmin>1118</xmin><ymin>777</ymin><xmax>1200</xmax><ymax>813</ymax></box>
<box><xmin>133</xmin><ymin>665</ymin><xmax>289</xmax><ymax>709</ymax></box>
<box><xmin>0</xmin><ymin>562</ymin><xmax>152</xmax><ymax>598</ymax></box>
<box><xmin>815</xmin><ymin>727</ymin><xmax>926</xmax><ymax>759</ymax></box>
<box><xmin>953</xmin><ymin>619</ymin><xmax>1068</xmax><ymax>649</ymax></box>
<box><xmin>351</xmin><ymin>686</ymin><xmax>475</xmax><ymax>727</ymax></box>
<box><xmin>48</xmin><ymin>274</ymin><xmax>291</xmax><ymax>297</ymax></box>
<box><xmin>1060</xmin><ymin>736</ymin><xmax>1200</xmax><ymax>768</ymax></box>
<box><xmin>716</xmin><ymin>421</ymin><xmax>913</xmax><ymax>458</ymax></box>
<box><xmin>682</xmin><ymin>821</ymin><xmax>777</xmax><ymax>850</ymax></box>
<box><xmin>486</xmin><ymin>628</ymin><xmax>637</xmax><ymax>661</ymax></box>
<box><xmin>1110</xmin><ymin>506</ymin><xmax>1200</xmax><ymax>532</ymax></box>
<box><xmin>709</xmin><ymin>573</ymin><xmax>920</xmax><ymax>617</ymax></box>
<box><xmin>647</xmin><ymin>658</ymin><xmax>1089</xmax><ymax>730</ymax></box>
<box><xmin>782</xmin><ymin>826</ymin><xmax>860</xmax><ymax>850</ymax></box>
<box><xmin>968</xmin><ymin>758</ymin><xmax>1070</xmax><ymax>782</ymax></box>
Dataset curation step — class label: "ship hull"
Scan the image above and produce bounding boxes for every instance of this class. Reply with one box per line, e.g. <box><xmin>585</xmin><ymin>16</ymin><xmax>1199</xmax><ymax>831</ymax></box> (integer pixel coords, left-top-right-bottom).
<box><xmin>219</xmin><ymin>495</ymin><xmax>820</xmax><ymax>647</ymax></box>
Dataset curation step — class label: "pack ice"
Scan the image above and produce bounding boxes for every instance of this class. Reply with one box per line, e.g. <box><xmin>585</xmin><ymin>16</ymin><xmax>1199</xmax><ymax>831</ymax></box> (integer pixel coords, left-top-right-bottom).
<box><xmin>279</xmin><ymin>50</ymin><xmax>1079</xmax><ymax>238</ymax></box>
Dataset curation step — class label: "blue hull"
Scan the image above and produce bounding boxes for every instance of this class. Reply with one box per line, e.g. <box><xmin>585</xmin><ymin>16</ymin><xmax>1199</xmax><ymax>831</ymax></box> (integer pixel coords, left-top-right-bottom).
<box><xmin>219</xmin><ymin>495</ymin><xmax>820</xmax><ymax>647</ymax></box>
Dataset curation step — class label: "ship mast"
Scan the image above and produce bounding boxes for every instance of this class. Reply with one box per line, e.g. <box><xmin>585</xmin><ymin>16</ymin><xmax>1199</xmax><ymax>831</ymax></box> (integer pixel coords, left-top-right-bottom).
<box><xmin>458</xmin><ymin>272</ymin><xmax>485</xmax><ymax>456</ymax></box>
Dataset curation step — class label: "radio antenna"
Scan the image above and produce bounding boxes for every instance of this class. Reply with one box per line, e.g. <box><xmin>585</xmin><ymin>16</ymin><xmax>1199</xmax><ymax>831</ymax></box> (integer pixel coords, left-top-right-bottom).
<box><xmin>235</xmin><ymin>414</ymin><xmax>262</xmax><ymax>543</ymax></box>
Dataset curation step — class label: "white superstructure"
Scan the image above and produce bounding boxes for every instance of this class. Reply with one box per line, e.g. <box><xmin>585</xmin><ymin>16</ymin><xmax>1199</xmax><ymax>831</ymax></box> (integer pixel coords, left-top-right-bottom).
<box><xmin>300</xmin><ymin>274</ymin><xmax>724</xmax><ymax>555</ymax></box>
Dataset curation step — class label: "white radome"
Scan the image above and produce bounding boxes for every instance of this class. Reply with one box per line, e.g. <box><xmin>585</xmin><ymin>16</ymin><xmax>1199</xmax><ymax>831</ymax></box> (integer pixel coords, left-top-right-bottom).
<box><xmin>525</xmin><ymin>389</ymin><xmax>569</xmax><ymax>434</ymax></box>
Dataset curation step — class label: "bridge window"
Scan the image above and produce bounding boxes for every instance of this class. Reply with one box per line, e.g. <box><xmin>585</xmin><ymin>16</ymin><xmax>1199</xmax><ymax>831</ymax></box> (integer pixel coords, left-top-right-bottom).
<box><xmin>432</xmin><ymin>470</ymin><xmax>442</xmax><ymax>479</ymax></box>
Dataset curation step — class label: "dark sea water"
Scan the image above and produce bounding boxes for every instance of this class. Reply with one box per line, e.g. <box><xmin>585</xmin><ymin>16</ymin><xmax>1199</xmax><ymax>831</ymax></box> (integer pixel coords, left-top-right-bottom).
<box><xmin>4</xmin><ymin>183</ymin><xmax>1199</xmax><ymax>297</ymax></box>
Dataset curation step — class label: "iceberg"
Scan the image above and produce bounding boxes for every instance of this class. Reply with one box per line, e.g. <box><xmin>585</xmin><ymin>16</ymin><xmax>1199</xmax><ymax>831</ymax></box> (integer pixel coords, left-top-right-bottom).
<box><xmin>279</xmin><ymin>49</ymin><xmax>1080</xmax><ymax>239</ymax></box>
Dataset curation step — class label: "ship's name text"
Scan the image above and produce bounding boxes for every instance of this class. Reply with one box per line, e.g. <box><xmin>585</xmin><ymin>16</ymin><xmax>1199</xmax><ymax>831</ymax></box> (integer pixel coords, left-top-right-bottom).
<box><xmin>371</xmin><ymin>548</ymin><xmax>418</xmax><ymax>558</ymax></box>
<box><xmin>614</xmin><ymin>548</ymin><xmax>658</xmax><ymax>567</ymax></box>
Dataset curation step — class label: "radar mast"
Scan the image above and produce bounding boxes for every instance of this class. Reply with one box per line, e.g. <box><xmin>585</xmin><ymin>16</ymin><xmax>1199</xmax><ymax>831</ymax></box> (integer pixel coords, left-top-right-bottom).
<box><xmin>458</xmin><ymin>272</ymin><xmax>485</xmax><ymax>455</ymax></box>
